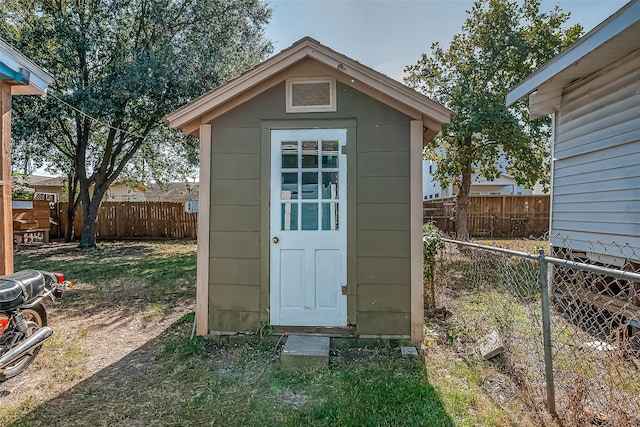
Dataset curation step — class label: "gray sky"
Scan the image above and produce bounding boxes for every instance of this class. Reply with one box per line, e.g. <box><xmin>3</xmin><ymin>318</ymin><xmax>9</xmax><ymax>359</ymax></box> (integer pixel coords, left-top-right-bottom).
<box><xmin>264</xmin><ymin>0</ymin><xmax>628</xmax><ymax>81</ymax></box>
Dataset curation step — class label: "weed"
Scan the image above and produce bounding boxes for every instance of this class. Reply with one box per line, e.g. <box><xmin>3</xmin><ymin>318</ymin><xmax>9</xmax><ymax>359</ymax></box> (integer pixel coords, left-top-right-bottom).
<box><xmin>163</xmin><ymin>336</ymin><xmax>206</xmax><ymax>358</ymax></box>
<box><xmin>176</xmin><ymin>311</ymin><xmax>195</xmax><ymax>325</ymax></box>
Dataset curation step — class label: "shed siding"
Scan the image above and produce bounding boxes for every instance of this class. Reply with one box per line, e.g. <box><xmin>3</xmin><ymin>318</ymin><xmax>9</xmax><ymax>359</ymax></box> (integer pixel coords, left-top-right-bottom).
<box><xmin>355</xmin><ymin>122</ymin><xmax>410</xmax><ymax>335</ymax></box>
<box><xmin>208</xmin><ymin>79</ymin><xmax>412</xmax><ymax>335</ymax></box>
<box><xmin>208</xmin><ymin>125</ymin><xmax>262</xmax><ymax>331</ymax></box>
<box><xmin>552</xmin><ymin>50</ymin><xmax>640</xmax><ymax>256</ymax></box>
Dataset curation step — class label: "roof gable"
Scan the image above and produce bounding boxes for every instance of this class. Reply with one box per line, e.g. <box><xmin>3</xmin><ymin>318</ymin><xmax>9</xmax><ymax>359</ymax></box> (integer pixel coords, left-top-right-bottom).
<box><xmin>164</xmin><ymin>37</ymin><xmax>452</xmax><ymax>140</ymax></box>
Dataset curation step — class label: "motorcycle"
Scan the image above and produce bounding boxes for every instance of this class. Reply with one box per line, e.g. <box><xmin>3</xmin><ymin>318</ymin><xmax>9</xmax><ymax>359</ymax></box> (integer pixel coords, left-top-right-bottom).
<box><xmin>0</xmin><ymin>270</ymin><xmax>71</xmax><ymax>381</ymax></box>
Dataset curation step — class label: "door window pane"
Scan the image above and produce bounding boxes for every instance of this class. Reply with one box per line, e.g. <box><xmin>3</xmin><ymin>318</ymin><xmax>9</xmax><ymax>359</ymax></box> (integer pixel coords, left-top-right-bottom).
<box><xmin>321</xmin><ymin>172</ymin><xmax>338</xmax><ymax>199</ymax></box>
<box><xmin>322</xmin><ymin>203</ymin><xmax>339</xmax><ymax>230</ymax></box>
<box><xmin>301</xmin><ymin>203</ymin><xmax>318</xmax><ymax>230</ymax></box>
<box><xmin>281</xmin><ymin>172</ymin><xmax>298</xmax><ymax>200</ymax></box>
<box><xmin>282</xmin><ymin>141</ymin><xmax>298</xmax><ymax>168</ymax></box>
<box><xmin>322</xmin><ymin>140</ymin><xmax>339</xmax><ymax>168</ymax></box>
<box><xmin>281</xmin><ymin>203</ymin><xmax>298</xmax><ymax>230</ymax></box>
<box><xmin>301</xmin><ymin>172</ymin><xmax>318</xmax><ymax>199</ymax></box>
<box><xmin>302</xmin><ymin>140</ymin><xmax>318</xmax><ymax>168</ymax></box>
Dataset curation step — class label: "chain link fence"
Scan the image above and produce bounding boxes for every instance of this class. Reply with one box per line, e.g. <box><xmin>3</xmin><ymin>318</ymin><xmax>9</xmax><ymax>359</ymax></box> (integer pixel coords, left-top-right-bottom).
<box><xmin>432</xmin><ymin>236</ymin><xmax>640</xmax><ymax>426</ymax></box>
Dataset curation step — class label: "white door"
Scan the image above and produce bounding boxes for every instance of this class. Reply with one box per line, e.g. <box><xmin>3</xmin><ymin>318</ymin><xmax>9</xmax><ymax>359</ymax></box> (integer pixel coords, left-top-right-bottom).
<box><xmin>270</xmin><ymin>129</ymin><xmax>347</xmax><ymax>326</ymax></box>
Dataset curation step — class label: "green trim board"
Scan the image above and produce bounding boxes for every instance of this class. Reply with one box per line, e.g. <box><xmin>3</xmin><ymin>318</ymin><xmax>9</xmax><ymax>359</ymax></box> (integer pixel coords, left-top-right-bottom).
<box><xmin>209</xmin><ymin>258</ymin><xmax>260</xmax><ymax>285</ymax></box>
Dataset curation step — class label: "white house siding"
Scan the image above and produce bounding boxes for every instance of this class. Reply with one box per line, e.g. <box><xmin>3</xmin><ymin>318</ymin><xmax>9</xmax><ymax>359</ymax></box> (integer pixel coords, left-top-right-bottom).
<box><xmin>422</xmin><ymin>159</ymin><xmax>532</xmax><ymax>199</ymax></box>
<box><xmin>422</xmin><ymin>160</ymin><xmax>452</xmax><ymax>199</ymax></box>
<box><xmin>551</xmin><ymin>49</ymin><xmax>640</xmax><ymax>260</ymax></box>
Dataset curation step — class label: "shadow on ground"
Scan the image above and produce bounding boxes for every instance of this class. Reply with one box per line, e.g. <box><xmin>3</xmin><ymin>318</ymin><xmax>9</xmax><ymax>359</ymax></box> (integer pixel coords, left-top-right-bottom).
<box><xmin>5</xmin><ymin>321</ymin><xmax>455</xmax><ymax>427</ymax></box>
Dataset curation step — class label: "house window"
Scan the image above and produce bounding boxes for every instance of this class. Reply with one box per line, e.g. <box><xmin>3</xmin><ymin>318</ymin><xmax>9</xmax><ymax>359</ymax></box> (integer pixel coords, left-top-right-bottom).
<box><xmin>434</xmin><ymin>193</ymin><xmax>440</xmax><ymax>198</ymax></box>
<box><xmin>286</xmin><ymin>78</ymin><xmax>336</xmax><ymax>113</ymax></box>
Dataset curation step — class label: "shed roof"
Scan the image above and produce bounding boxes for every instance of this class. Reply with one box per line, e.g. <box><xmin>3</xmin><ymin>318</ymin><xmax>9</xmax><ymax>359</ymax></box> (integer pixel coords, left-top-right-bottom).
<box><xmin>506</xmin><ymin>0</ymin><xmax>640</xmax><ymax>119</ymax></box>
<box><xmin>0</xmin><ymin>38</ymin><xmax>53</xmax><ymax>95</ymax></box>
<box><xmin>164</xmin><ymin>37</ymin><xmax>452</xmax><ymax>142</ymax></box>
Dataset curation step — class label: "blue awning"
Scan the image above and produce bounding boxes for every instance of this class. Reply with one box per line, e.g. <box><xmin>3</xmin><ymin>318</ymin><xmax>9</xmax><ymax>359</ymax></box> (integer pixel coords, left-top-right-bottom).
<box><xmin>0</xmin><ymin>61</ymin><xmax>29</xmax><ymax>84</ymax></box>
<box><xmin>0</xmin><ymin>38</ymin><xmax>52</xmax><ymax>94</ymax></box>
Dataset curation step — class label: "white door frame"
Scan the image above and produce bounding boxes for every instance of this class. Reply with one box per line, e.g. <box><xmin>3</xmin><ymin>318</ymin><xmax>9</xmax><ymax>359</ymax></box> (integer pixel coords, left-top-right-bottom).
<box><xmin>269</xmin><ymin>128</ymin><xmax>347</xmax><ymax>326</ymax></box>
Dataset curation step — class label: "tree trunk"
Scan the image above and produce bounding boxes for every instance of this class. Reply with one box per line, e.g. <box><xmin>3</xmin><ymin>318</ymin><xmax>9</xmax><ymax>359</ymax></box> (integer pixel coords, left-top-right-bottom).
<box><xmin>64</xmin><ymin>172</ymin><xmax>80</xmax><ymax>242</ymax></box>
<box><xmin>455</xmin><ymin>158</ymin><xmax>473</xmax><ymax>240</ymax></box>
<box><xmin>78</xmin><ymin>186</ymin><xmax>105</xmax><ymax>249</ymax></box>
<box><xmin>64</xmin><ymin>203</ymin><xmax>76</xmax><ymax>242</ymax></box>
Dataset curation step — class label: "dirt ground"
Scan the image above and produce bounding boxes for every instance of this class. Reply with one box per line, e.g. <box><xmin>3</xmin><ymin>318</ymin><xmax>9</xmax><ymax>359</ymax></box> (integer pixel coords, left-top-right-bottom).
<box><xmin>0</xmin><ymin>242</ymin><xmax>196</xmax><ymax>413</ymax></box>
<box><xmin>1</xmin><ymin>241</ymin><xmax>563</xmax><ymax>426</ymax></box>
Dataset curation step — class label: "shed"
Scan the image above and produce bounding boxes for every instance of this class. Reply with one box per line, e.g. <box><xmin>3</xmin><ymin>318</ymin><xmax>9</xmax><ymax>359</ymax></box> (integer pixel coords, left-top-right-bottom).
<box><xmin>165</xmin><ymin>37</ymin><xmax>452</xmax><ymax>341</ymax></box>
<box><xmin>507</xmin><ymin>0</ymin><xmax>640</xmax><ymax>266</ymax></box>
<box><xmin>1</xmin><ymin>38</ymin><xmax>53</xmax><ymax>274</ymax></box>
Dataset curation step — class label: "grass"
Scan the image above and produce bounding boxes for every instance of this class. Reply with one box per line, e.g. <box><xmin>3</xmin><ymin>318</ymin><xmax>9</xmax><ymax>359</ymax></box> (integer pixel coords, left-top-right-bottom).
<box><xmin>0</xmin><ymin>239</ymin><xmax>519</xmax><ymax>426</ymax></box>
<box><xmin>6</xmin><ymin>327</ymin><xmax>461</xmax><ymax>427</ymax></box>
<box><xmin>435</xmin><ymin>239</ymin><xmax>640</xmax><ymax>427</ymax></box>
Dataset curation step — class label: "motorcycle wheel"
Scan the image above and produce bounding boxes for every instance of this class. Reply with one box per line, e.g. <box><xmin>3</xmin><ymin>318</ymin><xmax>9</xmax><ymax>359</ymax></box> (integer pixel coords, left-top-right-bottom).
<box><xmin>21</xmin><ymin>304</ymin><xmax>48</xmax><ymax>328</ymax></box>
<box><xmin>1</xmin><ymin>303</ymin><xmax>48</xmax><ymax>380</ymax></box>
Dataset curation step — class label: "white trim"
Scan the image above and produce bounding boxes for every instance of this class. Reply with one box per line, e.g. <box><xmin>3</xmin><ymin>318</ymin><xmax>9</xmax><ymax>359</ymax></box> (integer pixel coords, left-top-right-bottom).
<box><xmin>506</xmin><ymin>0</ymin><xmax>640</xmax><ymax>107</ymax></box>
<box><xmin>549</xmin><ymin>113</ymin><xmax>556</xmax><ymax>238</ymax></box>
<box><xmin>164</xmin><ymin>37</ymin><xmax>452</xmax><ymax>134</ymax></box>
<box><xmin>0</xmin><ymin>38</ymin><xmax>53</xmax><ymax>94</ymax></box>
<box><xmin>410</xmin><ymin>120</ymin><xmax>424</xmax><ymax>342</ymax></box>
<box><xmin>286</xmin><ymin>77</ymin><xmax>336</xmax><ymax>113</ymax></box>
<box><xmin>195</xmin><ymin>124</ymin><xmax>211</xmax><ymax>335</ymax></box>
<box><xmin>269</xmin><ymin>128</ymin><xmax>347</xmax><ymax>327</ymax></box>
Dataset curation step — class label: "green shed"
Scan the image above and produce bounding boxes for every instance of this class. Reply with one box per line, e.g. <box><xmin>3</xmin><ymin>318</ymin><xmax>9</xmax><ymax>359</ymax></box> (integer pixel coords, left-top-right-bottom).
<box><xmin>164</xmin><ymin>37</ymin><xmax>452</xmax><ymax>342</ymax></box>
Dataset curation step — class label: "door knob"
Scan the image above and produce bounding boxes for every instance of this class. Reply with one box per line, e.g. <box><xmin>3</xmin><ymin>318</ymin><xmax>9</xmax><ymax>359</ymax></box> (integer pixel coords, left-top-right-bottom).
<box><xmin>272</xmin><ymin>237</ymin><xmax>279</xmax><ymax>243</ymax></box>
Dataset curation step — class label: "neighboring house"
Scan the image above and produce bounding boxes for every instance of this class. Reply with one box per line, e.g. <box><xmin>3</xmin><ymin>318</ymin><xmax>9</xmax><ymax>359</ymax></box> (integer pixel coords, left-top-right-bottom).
<box><xmin>507</xmin><ymin>0</ymin><xmax>640</xmax><ymax>265</ymax></box>
<box><xmin>1</xmin><ymin>38</ymin><xmax>53</xmax><ymax>274</ymax></box>
<box><xmin>13</xmin><ymin>175</ymin><xmax>64</xmax><ymax>202</ymax></box>
<box><xmin>139</xmin><ymin>182</ymin><xmax>199</xmax><ymax>202</ymax></box>
<box><xmin>103</xmin><ymin>182</ymin><xmax>147</xmax><ymax>202</ymax></box>
<box><xmin>14</xmin><ymin>175</ymin><xmax>199</xmax><ymax>203</ymax></box>
<box><xmin>422</xmin><ymin>159</ymin><xmax>535</xmax><ymax>200</ymax></box>
<box><xmin>104</xmin><ymin>182</ymin><xmax>199</xmax><ymax>202</ymax></box>
<box><xmin>164</xmin><ymin>37</ymin><xmax>453</xmax><ymax>341</ymax></box>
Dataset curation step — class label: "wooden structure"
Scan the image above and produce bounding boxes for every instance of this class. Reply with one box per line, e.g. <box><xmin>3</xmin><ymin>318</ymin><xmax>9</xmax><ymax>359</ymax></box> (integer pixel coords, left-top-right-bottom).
<box><xmin>424</xmin><ymin>195</ymin><xmax>550</xmax><ymax>238</ymax></box>
<box><xmin>0</xmin><ymin>40</ymin><xmax>53</xmax><ymax>273</ymax></box>
<box><xmin>12</xmin><ymin>200</ymin><xmax>51</xmax><ymax>243</ymax></box>
<box><xmin>165</xmin><ymin>37</ymin><xmax>452</xmax><ymax>341</ymax></box>
<box><xmin>56</xmin><ymin>201</ymin><xmax>198</xmax><ymax>239</ymax></box>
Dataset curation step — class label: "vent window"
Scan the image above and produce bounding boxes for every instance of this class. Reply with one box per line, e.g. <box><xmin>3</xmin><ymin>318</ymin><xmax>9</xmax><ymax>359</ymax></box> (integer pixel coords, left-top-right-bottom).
<box><xmin>286</xmin><ymin>78</ymin><xmax>336</xmax><ymax>113</ymax></box>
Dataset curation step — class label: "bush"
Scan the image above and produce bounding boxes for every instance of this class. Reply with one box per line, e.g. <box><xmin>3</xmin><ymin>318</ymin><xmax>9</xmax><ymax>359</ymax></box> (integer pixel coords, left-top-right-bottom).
<box><xmin>423</xmin><ymin>223</ymin><xmax>443</xmax><ymax>308</ymax></box>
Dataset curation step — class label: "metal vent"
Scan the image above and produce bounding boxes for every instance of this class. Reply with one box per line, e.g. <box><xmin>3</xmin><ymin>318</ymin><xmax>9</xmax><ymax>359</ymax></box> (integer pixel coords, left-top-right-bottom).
<box><xmin>292</xmin><ymin>82</ymin><xmax>331</xmax><ymax>107</ymax></box>
<box><xmin>286</xmin><ymin>78</ymin><xmax>336</xmax><ymax>113</ymax></box>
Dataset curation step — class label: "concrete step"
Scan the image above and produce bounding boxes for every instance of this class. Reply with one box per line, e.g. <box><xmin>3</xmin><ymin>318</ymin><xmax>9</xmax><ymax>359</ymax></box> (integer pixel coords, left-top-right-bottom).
<box><xmin>280</xmin><ymin>335</ymin><xmax>330</xmax><ymax>371</ymax></box>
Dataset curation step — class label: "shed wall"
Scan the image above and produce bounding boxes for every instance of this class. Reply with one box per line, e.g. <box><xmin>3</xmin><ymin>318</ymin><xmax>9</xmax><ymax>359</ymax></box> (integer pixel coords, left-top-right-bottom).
<box><xmin>551</xmin><ymin>49</ymin><xmax>640</xmax><ymax>258</ymax></box>
<box><xmin>207</xmin><ymin>80</ymin><xmax>413</xmax><ymax>335</ymax></box>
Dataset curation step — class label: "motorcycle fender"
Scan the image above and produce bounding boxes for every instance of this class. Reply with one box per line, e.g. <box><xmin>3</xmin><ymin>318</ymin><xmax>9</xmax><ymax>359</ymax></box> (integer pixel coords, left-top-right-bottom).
<box><xmin>0</xmin><ymin>314</ymin><xmax>9</xmax><ymax>335</ymax></box>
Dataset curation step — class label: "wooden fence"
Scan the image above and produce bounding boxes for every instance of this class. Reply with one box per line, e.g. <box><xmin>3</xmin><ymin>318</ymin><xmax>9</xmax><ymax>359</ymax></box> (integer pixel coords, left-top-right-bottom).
<box><xmin>55</xmin><ymin>202</ymin><xmax>198</xmax><ymax>239</ymax></box>
<box><xmin>52</xmin><ymin>196</ymin><xmax>548</xmax><ymax>240</ymax></box>
<box><xmin>424</xmin><ymin>195</ymin><xmax>550</xmax><ymax>238</ymax></box>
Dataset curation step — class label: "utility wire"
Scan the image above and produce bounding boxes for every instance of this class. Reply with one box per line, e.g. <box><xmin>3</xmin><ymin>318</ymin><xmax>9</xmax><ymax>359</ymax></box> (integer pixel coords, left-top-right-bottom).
<box><xmin>43</xmin><ymin>92</ymin><xmax>153</xmax><ymax>141</ymax></box>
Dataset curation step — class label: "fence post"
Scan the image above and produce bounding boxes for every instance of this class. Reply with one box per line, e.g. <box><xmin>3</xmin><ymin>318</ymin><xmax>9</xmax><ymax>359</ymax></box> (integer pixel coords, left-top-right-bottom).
<box><xmin>538</xmin><ymin>248</ymin><xmax>556</xmax><ymax>415</ymax></box>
